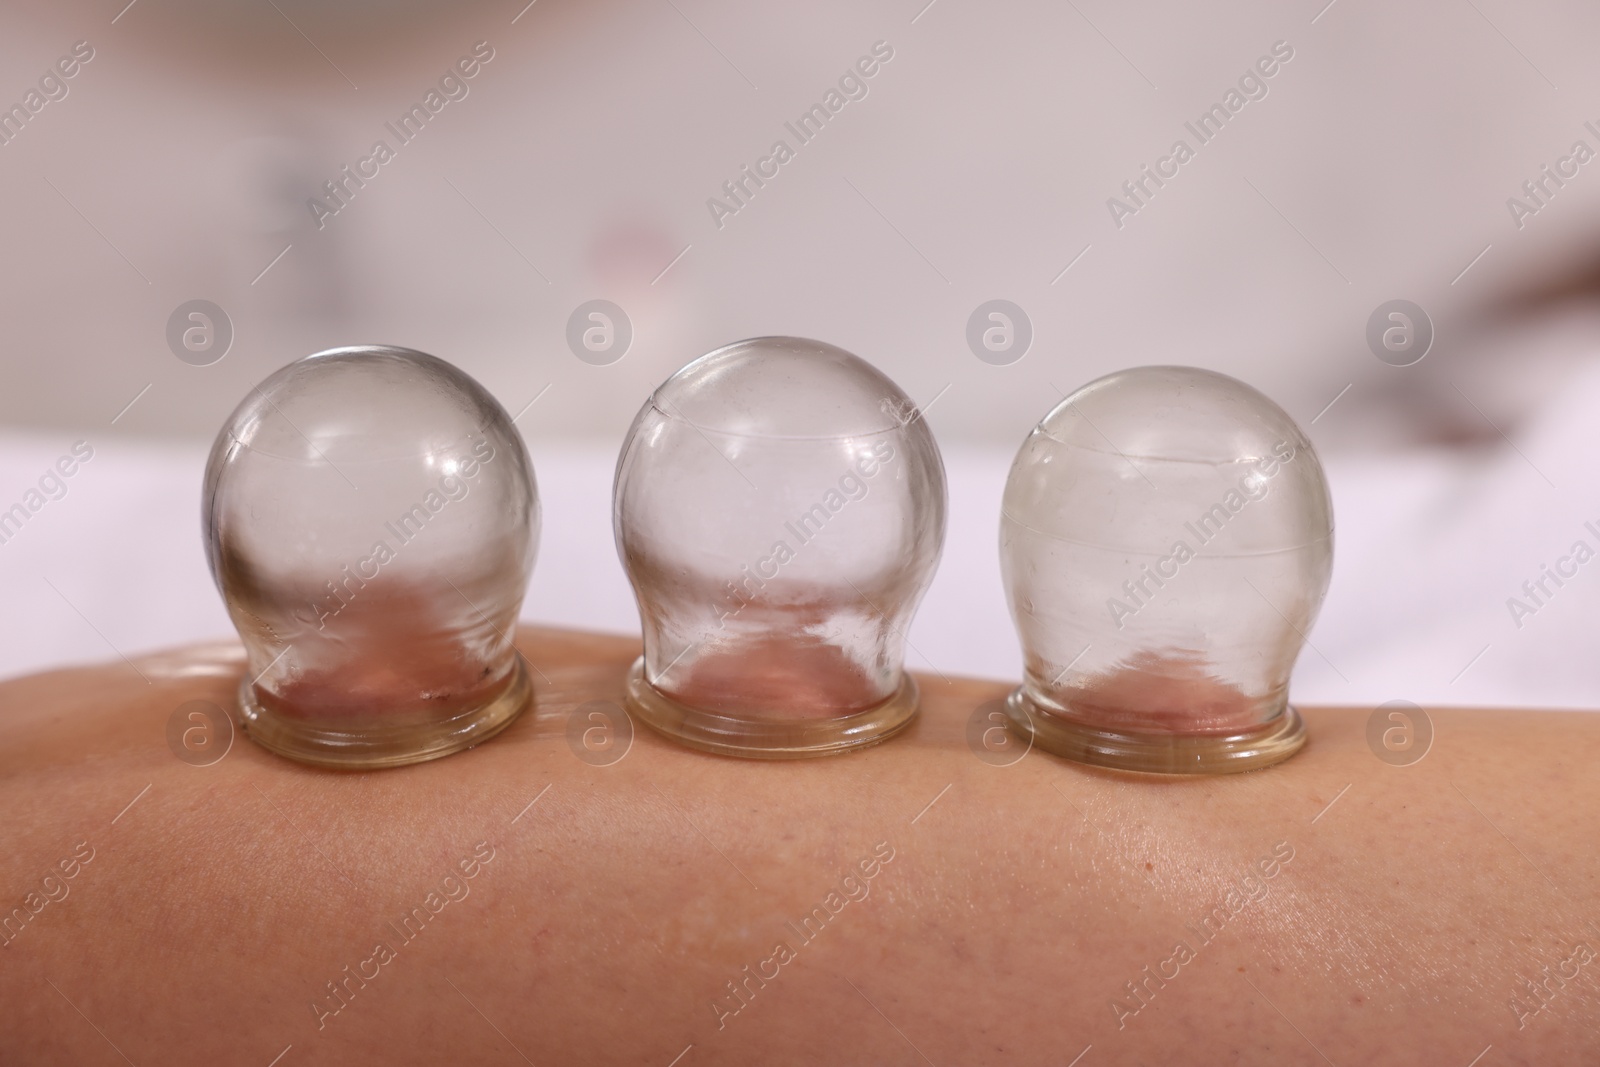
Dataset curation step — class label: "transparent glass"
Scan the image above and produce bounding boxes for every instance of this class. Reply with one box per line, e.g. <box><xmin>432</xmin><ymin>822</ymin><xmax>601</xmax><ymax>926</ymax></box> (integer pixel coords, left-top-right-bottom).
<box><xmin>999</xmin><ymin>366</ymin><xmax>1333</xmax><ymax>773</ymax></box>
<box><xmin>203</xmin><ymin>345</ymin><xmax>539</xmax><ymax>768</ymax></box>
<box><xmin>614</xmin><ymin>336</ymin><xmax>946</xmax><ymax>758</ymax></box>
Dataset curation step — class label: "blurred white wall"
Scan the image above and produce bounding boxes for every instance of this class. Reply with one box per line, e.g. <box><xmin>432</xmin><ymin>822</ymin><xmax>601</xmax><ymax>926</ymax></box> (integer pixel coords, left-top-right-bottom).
<box><xmin>4</xmin><ymin>0</ymin><xmax>1600</xmax><ymax>705</ymax></box>
<box><xmin>3</xmin><ymin>0</ymin><xmax>1599</xmax><ymax>447</ymax></box>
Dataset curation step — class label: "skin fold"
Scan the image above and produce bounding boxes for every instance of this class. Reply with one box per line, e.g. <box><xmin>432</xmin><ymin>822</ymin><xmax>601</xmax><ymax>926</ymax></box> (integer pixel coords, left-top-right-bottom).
<box><xmin>0</xmin><ymin>627</ymin><xmax>1595</xmax><ymax>1065</ymax></box>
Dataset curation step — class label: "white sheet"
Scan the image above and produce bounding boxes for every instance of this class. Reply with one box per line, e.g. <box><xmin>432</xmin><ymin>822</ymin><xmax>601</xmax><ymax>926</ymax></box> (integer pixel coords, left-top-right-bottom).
<box><xmin>3</xmin><ymin>372</ymin><xmax>1597</xmax><ymax>710</ymax></box>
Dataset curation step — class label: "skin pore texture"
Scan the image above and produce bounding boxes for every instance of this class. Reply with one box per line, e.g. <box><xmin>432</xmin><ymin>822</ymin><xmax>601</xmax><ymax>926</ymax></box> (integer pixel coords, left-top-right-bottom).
<box><xmin>0</xmin><ymin>626</ymin><xmax>1596</xmax><ymax>1065</ymax></box>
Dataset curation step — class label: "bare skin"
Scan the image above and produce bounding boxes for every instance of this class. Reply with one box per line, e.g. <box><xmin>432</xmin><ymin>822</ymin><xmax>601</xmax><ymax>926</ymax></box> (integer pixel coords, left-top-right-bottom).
<box><xmin>1</xmin><ymin>627</ymin><xmax>1596</xmax><ymax>1065</ymax></box>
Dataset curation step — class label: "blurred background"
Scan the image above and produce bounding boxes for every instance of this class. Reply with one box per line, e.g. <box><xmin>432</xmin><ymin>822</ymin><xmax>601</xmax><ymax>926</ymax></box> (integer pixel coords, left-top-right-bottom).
<box><xmin>3</xmin><ymin>0</ymin><xmax>1600</xmax><ymax>708</ymax></box>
